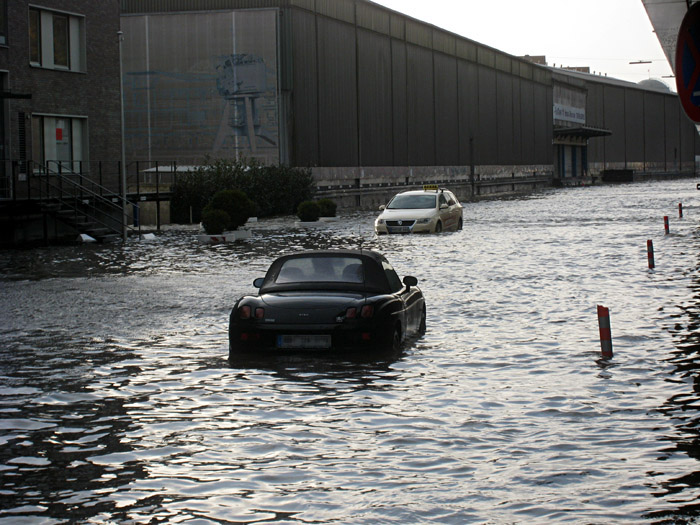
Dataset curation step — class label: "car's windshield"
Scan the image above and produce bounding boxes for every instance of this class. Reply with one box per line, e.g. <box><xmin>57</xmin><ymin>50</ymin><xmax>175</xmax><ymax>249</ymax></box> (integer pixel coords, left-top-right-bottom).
<box><xmin>275</xmin><ymin>257</ymin><xmax>364</xmax><ymax>284</ymax></box>
<box><xmin>387</xmin><ymin>194</ymin><xmax>436</xmax><ymax>209</ymax></box>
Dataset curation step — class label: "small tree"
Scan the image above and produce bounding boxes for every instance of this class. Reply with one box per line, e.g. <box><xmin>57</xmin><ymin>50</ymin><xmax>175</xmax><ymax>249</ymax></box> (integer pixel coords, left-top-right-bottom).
<box><xmin>205</xmin><ymin>189</ymin><xmax>255</xmax><ymax>231</ymax></box>
<box><xmin>317</xmin><ymin>198</ymin><xmax>337</xmax><ymax>217</ymax></box>
<box><xmin>201</xmin><ymin>208</ymin><xmax>230</xmax><ymax>235</ymax></box>
<box><xmin>297</xmin><ymin>200</ymin><xmax>321</xmax><ymax>222</ymax></box>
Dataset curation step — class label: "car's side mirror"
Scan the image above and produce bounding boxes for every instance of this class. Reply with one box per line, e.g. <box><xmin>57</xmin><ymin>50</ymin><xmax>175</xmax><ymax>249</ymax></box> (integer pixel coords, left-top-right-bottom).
<box><xmin>253</xmin><ymin>278</ymin><xmax>264</xmax><ymax>288</ymax></box>
<box><xmin>379</xmin><ymin>205</ymin><xmax>386</xmax><ymax>211</ymax></box>
<box><xmin>440</xmin><ymin>203</ymin><xmax>448</xmax><ymax>210</ymax></box>
<box><xmin>403</xmin><ymin>276</ymin><xmax>418</xmax><ymax>288</ymax></box>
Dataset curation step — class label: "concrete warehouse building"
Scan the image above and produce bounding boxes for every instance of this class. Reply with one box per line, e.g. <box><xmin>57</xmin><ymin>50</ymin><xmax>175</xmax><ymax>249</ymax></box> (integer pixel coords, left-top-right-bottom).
<box><xmin>120</xmin><ymin>0</ymin><xmax>700</xmax><ymax>206</ymax></box>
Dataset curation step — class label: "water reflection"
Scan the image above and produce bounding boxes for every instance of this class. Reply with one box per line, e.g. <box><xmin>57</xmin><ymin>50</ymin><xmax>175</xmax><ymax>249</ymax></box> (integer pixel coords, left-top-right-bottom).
<box><xmin>3</xmin><ymin>182</ymin><xmax>700</xmax><ymax>522</ymax></box>
<box><xmin>0</xmin><ymin>334</ymin><xmax>148</xmax><ymax>522</ymax></box>
<box><xmin>647</xmin><ymin>225</ymin><xmax>700</xmax><ymax>522</ymax></box>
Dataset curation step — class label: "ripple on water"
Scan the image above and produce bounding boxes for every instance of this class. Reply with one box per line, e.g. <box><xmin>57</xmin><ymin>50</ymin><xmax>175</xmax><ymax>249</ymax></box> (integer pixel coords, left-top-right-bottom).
<box><xmin>1</xmin><ymin>181</ymin><xmax>700</xmax><ymax>522</ymax></box>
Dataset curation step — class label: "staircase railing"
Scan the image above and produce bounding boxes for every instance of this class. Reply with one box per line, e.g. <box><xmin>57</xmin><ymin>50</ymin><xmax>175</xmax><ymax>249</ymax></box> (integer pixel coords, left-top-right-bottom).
<box><xmin>35</xmin><ymin>161</ymin><xmax>140</xmax><ymax>240</ymax></box>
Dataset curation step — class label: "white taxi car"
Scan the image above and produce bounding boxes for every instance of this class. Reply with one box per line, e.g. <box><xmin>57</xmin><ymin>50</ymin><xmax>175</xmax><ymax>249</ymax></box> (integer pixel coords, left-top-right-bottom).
<box><xmin>375</xmin><ymin>186</ymin><xmax>464</xmax><ymax>234</ymax></box>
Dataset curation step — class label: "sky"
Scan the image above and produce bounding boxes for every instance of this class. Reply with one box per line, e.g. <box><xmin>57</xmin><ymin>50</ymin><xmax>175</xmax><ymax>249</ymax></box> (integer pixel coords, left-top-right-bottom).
<box><xmin>370</xmin><ymin>0</ymin><xmax>675</xmax><ymax>90</ymax></box>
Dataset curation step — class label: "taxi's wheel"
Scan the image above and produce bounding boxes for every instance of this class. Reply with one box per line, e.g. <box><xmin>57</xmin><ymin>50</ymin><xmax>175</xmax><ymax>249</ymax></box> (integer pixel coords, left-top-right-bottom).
<box><xmin>435</xmin><ymin>221</ymin><xmax>443</xmax><ymax>233</ymax></box>
<box><xmin>457</xmin><ymin>218</ymin><xmax>463</xmax><ymax>230</ymax></box>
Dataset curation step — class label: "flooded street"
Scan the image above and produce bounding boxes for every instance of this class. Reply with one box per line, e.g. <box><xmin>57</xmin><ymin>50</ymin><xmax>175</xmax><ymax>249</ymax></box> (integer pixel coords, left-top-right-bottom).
<box><xmin>2</xmin><ymin>179</ymin><xmax>700</xmax><ymax>523</ymax></box>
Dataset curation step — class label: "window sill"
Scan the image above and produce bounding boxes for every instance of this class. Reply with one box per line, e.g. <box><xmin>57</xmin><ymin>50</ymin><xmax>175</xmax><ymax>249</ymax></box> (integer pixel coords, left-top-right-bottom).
<box><xmin>29</xmin><ymin>63</ymin><xmax>86</xmax><ymax>74</ymax></box>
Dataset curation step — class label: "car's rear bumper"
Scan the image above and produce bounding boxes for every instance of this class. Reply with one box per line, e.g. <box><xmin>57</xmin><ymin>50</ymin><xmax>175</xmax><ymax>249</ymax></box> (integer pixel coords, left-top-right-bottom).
<box><xmin>229</xmin><ymin>323</ymin><xmax>392</xmax><ymax>355</ymax></box>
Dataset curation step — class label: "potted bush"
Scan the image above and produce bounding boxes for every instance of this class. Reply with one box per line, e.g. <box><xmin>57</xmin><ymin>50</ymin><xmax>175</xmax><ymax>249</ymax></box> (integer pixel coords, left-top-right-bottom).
<box><xmin>297</xmin><ymin>200</ymin><xmax>321</xmax><ymax>223</ymax></box>
<box><xmin>317</xmin><ymin>198</ymin><xmax>337</xmax><ymax>219</ymax></box>
<box><xmin>201</xmin><ymin>208</ymin><xmax>230</xmax><ymax>235</ymax></box>
<box><xmin>198</xmin><ymin>189</ymin><xmax>255</xmax><ymax>242</ymax></box>
<box><xmin>206</xmin><ymin>189</ymin><xmax>255</xmax><ymax>231</ymax></box>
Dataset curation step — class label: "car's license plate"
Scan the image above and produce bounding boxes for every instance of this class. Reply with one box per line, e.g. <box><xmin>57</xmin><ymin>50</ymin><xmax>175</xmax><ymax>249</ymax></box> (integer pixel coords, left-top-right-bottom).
<box><xmin>388</xmin><ymin>226</ymin><xmax>411</xmax><ymax>233</ymax></box>
<box><xmin>277</xmin><ymin>335</ymin><xmax>332</xmax><ymax>349</ymax></box>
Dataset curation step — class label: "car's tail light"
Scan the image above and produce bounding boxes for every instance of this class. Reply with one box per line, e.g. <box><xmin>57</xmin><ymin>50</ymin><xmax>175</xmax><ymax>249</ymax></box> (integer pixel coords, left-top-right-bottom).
<box><xmin>239</xmin><ymin>305</ymin><xmax>251</xmax><ymax>319</ymax></box>
<box><xmin>240</xmin><ymin>332</ymin><xmax>260</xmax><ymax>341</ymax></box>
<box><xmin>255</xmin><ymin>307</ymin><xmax>265</xmax><ymax>319</ymax></box>
<box><xmin>345</xmin><ymin>307</ymin><xmax>357</xmax><ymax>319</ymax></box>
<box><xmin>360</xmin><ymin>305</ymin><xmax>374</xmax><ymax>318</ymax></box>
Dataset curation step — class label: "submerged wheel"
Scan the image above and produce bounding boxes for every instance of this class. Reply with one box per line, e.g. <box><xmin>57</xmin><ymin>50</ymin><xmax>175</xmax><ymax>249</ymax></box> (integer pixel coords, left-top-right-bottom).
<box><xmin>391</xmin><ymin>325</ymin><xmax>402</xmax><ymax>352</ymax></box>
<box><xmin>418</xmin><ymin>305</ymin><xmax>427</xmax><ymax>334</ymax></box>
<box><xmin>435</xmin><ymin>221</ymin><xmax>443</xmax><ymax>233</ymax></box>
<box><xmin>457</xmin><ymin>218</ymin><xmax>463</xmax><ymax>231</ymax></box>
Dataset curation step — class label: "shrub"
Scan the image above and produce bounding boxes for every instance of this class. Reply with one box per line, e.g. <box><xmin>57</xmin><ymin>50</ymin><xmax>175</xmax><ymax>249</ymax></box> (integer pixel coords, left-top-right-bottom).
<box><xmin>170</xmin><ymin>158</ymin><xmax>316</xmax><ymax>223</ymax></box>
<box><xmin>205</xmin><ymin>189</ymin><xmax>255</xmax><ymax>231</ymax></box>
<box><xmin>297</xmin><ymin>200</ymin><xmax>321</xmax><ymax>222</ymax></box>
<box><xmin>317</xmin><ymin>198</ymin><xmax>337</xmax><ymax>217</ymax></box>
<box><xmin>201</xmin><ymin>208</ymin><xmax>230</xmax><ymax>235</ymax></box>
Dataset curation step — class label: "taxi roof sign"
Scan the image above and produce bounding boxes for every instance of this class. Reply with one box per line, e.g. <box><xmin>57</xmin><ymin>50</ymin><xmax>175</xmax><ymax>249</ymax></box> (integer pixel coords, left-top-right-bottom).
<box><xmin>423</xmin><ymin>184</ymin><xmax>439</xmax><ymax>192</ymax></box>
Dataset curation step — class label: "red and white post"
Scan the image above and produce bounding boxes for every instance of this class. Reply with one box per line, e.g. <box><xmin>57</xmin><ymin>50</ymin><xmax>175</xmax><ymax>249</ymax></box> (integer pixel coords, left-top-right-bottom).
<box><xmin>664</xmin><ymin>215</ymin><xmax>670</xmax><ymax>234</ymax></box>
<box><xmin>679</xmin><ymin>203</ymin><xmax>683</xmax><ymax>219</ymax></box>
<box><xmin>647</xmin><ymin>239</ymin><xmax>655</xmax><ymax>269</ymax></box>
<box><xmin>597</xmin><ymin>305</ymin><xmax>613</xmax><ymax>359</ymax></box>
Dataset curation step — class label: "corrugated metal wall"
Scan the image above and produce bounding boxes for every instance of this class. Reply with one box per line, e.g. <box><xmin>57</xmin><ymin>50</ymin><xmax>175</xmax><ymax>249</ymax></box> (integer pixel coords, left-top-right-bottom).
<box><xmin>643</xmin><ymin>91</ymin><xmax>666</xmax><ymax>169</ymax></box>
<box><xmin>585</xmin><ymin>78</ymin><xmax>698</xmax><ymax>173</ymax></box>
<box><xmin>357</xmin><ymin>28</ymin><xmax>393</xmax><ymax>166</ymax></box>
<box><xmin>317</xmin><ymin>17</ymin><xmax>358</xmax><ymax>166</ymax></box>
<box><xmin>121</xmin><ymin>0</ymin><xmax>696</xmax><ymax>174</ymax></box>
<box><xmin>287</xmin><ymin>0</ymin><xmax>553</xmax><ymax>168</ymax></box>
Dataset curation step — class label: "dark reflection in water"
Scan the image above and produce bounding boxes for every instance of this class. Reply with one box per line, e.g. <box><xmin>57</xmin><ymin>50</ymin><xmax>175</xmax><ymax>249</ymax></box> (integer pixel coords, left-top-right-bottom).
<box><xmin>0</xmin><ymin>333</ymin><xmax>149</xmax><ymax>522</ymax></box>
<box><xmin>647</xmin><ymin>226</ymin><xmax>700</xmax><ymax>523</ymax></box>
<box><xmin>3</xmin><ymin>182</ymin><xmax>700</xmax><ymax>523</ymax></box>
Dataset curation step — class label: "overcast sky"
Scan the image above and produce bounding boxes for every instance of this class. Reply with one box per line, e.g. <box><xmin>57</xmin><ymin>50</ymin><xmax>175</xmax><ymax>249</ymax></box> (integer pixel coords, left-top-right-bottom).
<box><xmin>370</xmin><ymin>0</ymin><xmax>675</xmax><ymax>89</ymax></box>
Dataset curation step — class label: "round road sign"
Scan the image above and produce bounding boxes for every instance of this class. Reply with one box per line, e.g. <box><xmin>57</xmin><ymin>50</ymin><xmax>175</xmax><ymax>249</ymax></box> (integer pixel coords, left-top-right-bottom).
<box><xmin>676</xmin><ymin>3</ymin><xmax>700</xmax><ymax>122</ymax></box>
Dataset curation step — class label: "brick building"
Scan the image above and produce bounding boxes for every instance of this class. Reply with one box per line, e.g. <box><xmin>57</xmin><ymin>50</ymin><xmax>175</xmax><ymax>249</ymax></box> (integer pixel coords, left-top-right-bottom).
<box><xmin>0</xmin><ymin>0</ymin><xmax>125</xmax><ymax>244</ymax></box>
<box><xmin>0</xmin><ymin>0</ymin><xmax>122</xmax><ymax>199</ymax></box>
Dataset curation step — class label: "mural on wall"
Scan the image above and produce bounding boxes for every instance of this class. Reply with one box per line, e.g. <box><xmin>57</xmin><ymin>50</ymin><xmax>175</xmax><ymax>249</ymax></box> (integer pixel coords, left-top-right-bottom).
<box><xmin>121</xmin><ymin>10</ymin><xmax>279</xmax><ymax>165</ymax></box>
<box><xmin>215</xmin><ymin>54</ymin><xmax>277</xmax><ymax>155</ymax></box>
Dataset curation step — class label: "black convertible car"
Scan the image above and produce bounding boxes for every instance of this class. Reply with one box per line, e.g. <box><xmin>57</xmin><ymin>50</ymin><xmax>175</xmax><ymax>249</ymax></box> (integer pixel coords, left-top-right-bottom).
<box><xmin>228</xmin><ymin>249</ymin><xmax>425</xmax><ymax>357</ymax></box>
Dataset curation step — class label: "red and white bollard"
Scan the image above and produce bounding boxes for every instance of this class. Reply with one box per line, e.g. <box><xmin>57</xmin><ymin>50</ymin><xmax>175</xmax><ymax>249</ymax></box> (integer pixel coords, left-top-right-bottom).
<box><xmin>664</xmin><ymin>215</ymin><xmax>670</xmax><ymax>234</ymax></box>
<box><xmin>597</xmin><ymin>305</ymin><xmax>613</xmax><ymax>359</ymax></box>
<box><xmin>647</xmin><ymin>239</ymin><xmax>655</xmax><ymax>269</ymax></box>
<box><xmin>679</xmin><ymin>203</ymin><xmax>683</xmax><ymax>219</ymax></box>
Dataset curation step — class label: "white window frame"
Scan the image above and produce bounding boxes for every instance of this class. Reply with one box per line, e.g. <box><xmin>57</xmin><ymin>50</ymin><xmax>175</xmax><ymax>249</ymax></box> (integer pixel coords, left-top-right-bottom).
<box><xmin>28</xmin><ymin>5</ymin><xmax>86</xmax><ymax>72</ymax></box>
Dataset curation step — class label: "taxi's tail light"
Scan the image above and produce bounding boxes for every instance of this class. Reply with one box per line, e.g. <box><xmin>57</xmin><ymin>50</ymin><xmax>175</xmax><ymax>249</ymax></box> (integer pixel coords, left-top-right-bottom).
<box><xmin>255</xmin><ymin>307</ymin><xmax>265</xmax><ymax>319</ymax></box>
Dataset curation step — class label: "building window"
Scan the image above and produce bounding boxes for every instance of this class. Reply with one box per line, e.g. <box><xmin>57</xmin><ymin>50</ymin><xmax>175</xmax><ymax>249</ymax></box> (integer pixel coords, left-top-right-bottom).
<box><xmin>29</xmin><ymin>10</ymin><xmax>40</xmax><ymax>62</ymax></box>
<box><xmin>52</xmin><ymin>14</ymin><xmax>69</xmax><ymax>68</ymax></box>
<box><xmin>28</xmin><ymin>7</ymin><xmax>85</xmax><ymax>72</ymax></box>
<box><xmin>0</xmin><ymin>0</ymin><xmax>7</xmax><ymax>45</ymax></box>
<box><xmin>32</xmin><ymin>115</ymin><xmax>87</xmax><ymax>172</ymax></box>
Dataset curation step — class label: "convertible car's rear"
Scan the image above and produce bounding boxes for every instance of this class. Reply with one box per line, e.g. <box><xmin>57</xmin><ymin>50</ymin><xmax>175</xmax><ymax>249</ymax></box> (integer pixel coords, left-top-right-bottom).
<box><xmin>229</xmin><ymin>290</ymin><xmax>396</xmax><ymax>353</ymax></box>
<box><xmin>228</xmin><ymin>249</ymin><xmax>425</xmax><ymax>357</ymax></box>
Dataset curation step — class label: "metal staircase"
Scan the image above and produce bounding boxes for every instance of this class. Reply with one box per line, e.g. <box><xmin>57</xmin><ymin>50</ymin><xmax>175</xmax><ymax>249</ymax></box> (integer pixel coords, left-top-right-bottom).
<box><xmin>36</xmin><ymin>164</ymin><xmax>138</xmax><ymax>242</ymax></box>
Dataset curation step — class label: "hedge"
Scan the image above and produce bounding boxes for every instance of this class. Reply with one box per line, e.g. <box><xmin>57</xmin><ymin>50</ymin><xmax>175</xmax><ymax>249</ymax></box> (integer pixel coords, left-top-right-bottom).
<box><xmin>170</xmin><ymin>158</ymin><xmax>315</xmax><ymax>224</ymax></box>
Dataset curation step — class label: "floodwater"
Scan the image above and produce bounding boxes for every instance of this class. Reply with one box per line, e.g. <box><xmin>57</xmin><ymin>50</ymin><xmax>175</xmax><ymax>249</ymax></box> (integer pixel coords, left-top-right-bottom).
<box><xmin>1</xmin><ymin>179</ymin><xmax>700</xmax><ymax>524</ymax></box>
